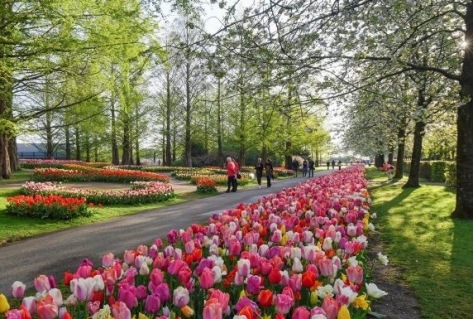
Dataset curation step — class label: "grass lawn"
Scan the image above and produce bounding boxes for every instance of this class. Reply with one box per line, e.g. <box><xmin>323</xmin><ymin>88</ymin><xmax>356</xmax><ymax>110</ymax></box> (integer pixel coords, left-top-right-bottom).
<box><xmin>366</xmin><ymin>167</ymin><xmax>472</xmax><ymax>319</ymax></box>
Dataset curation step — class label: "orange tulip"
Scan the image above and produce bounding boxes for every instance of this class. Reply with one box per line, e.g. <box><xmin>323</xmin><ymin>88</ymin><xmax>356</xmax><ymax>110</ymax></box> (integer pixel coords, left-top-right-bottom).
<box><xmin>257</xmin><ymin>289</ymin><xmax>274</xmax><ymax>308</ymax></box>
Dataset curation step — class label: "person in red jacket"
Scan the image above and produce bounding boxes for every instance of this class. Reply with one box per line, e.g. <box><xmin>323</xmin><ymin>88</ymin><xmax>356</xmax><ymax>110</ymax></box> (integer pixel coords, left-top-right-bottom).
<box><xmin>226</xmin><ymin>157</ymin><xmax>237</xmax><ymax>193</ymax></box>
<box><xmin>232</xmin><ymin>158</ymin><xmax>240</xmax><ymax>192</ymax></box>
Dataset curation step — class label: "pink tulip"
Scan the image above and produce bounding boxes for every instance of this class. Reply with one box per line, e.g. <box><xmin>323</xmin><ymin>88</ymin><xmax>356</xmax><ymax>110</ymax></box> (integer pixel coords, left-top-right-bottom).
<box><xmin>318</xmin><ymin>258</ymin><xmax>335</xmax><ymax>277</ymax></box>
<box><xmin>208</xmin><ymin>289</ymin><xmax>230</xmax><ymax>313</ymax></box>
<box><xmin>154</xmin><ymin>283</ymin><xmax>170</xmax><ymax>303</ymax></box>
<box><xmin>346</xmin><ymin>265</ymin><xmax>364</xmax><ymax>285</ymax></box>
<box><xmin>149</xmin><ymin>268</ymin><xmax>164</xmax><ymax>286</ymax></box>
<box><xmin>145</xmin><ymin>293</ymin><xmax>161</xmax><ymax>313</ymax></box>
<box><xmin>167</xmin><ymin>259</ymin><xmax>187</xmax><ymax>275</ymax></box>
<box><xmin>117</xmin><ymin>282</ymin><xmax>136</xmax><ymax>309</ymax></box>
<box><xmin>34</xmin><ymin>275</ymin><xmax>51</xmax><ymax>293</ymax></box>
<box><xmin>102</xmin><ymin>253</ymin><xmax>115</xmax><ymax>267</ymax></box>
<box><xmin>136</xmin><ymin>244</ymin><xmax>148</xmax><ymax>256</ymax></box>
<box><xmin>88</xmin><ymin>300</ymin><xmax>101</xmax><ymax>315</ymax></box>
<box><xmin>274</xmin><ymin>293</ymin><xmax>293</xmax><ymax>315</ymax></box>
<box><xmin>5</xmin><ymin>309</ymin><xmax>22</xmax><ymax>319</ymax></box>
<box><xmin>203</xmin><ymin>301</ymin><xmax>223</xmax><ymax>319</ymax></box>
<box><xmin>228</xmin><ymin>239</ymin><xmax>241</xmax><ymax>256</ymax></box>
<box><xmin>11</xmin><ymin>281</ymin><xmax>26</xmax><ymax>298</ymax></box>
<box><xmin>200</xmin><ymin>268</ymin><xmax>214</xmax><ymax>289</ymax></box>
<box><xmin>292</xmin><ymin>306</ymin><xmax>310</xmax><ymax>319</ymax></box>
<box><xmin>322</xmin><ymin>296</ymin><xmax>340</xmax><ymax>319</ymax></box>
<box><xmin>111</xmin><ymin>301</ymin><xmax>131</xmax><ymax>319</ymax></box>
<box><xmin>123</xmin><ymin>250</ymin><xmax>136</xmax><ymax>264</ymax></box>
<box><xmin>135</xmin><ymin>285</ymin><xmax>148</xmax><ymax>301</ymax></box>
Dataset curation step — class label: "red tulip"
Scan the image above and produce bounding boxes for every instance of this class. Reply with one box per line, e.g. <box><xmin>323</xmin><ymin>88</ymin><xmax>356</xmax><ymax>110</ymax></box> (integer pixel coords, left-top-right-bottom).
<box><xmin>257</xmin><ymin>289</ymin><xmax>273</xmax><ymax>308</ymax></box>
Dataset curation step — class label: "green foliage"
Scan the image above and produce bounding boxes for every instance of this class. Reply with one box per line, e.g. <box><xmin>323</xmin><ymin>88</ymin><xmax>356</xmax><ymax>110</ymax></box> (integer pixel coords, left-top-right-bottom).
<box><xmin>430</xmin><ymin>161</ymin><xmax>447</xmax><ymax>182</ymax></box>
<box><xmin>444</xmin><ymin>162</ymin><xmax>456</xmax><ymax>188</ymax></box>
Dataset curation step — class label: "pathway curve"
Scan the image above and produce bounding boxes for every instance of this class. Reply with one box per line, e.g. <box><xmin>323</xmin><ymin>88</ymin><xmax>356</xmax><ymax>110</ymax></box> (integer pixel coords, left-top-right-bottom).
<box><xmin>0</xmin><ymin>171</ymin><xmax>331</xmax><ymax>294</ymax></box>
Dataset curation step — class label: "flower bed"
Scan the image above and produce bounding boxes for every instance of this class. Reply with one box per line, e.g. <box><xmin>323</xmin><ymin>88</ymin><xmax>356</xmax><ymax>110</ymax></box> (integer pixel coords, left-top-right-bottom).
<box><xmin>196</xmin><ymin>179</ymin><xmax>218</xmax><ymax>193</ymax></box>
<box><xmin>32</xmin><ymin>166</ymin><xmax>171</xmax><ymax>184</ymax></box>
<box><xmin>6</xmin><ymin>194</ymin><xmax>93</xmax><ymax>219</ymax></box>
<box><xmin>19</xmin><ymin>159</ymin><xmax>108</xmax><ymax>169</ymax></box>
<box><xmin>21</xmin><ymin>181</ymin><xmax>176</xmax><ymax>206</ymax></box>
<box><xmin>1</xmin><ymin>165</ymin><xmax>388</xmax><ymax>319</ymax></box>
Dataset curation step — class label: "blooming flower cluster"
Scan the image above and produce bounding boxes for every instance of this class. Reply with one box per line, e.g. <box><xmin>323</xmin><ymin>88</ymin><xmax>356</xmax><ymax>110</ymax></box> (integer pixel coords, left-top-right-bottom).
<box><xmin>1</xmin><ymin>165</ymin><xmax>388</xmax><ymax>319</ymax></box>
<box><xmin>32</xmin><ymin>166</ymin><xmax>171</xmax><ymax>184</ymax></box>
<box><xmin>6</xmin><ymin>194</ymin><xmax>92</xmax><ymax>219</ymax></box>
<box><xmin>196</xmin><ymin>179</ymin><xmax>219</xmax><ymax>193</ymax></box>
<box><xmin>19</xmin><ymin>159</ymin><xmax>108</xmax><ymax>169</ymax></box>
<box><xmin>21</xmin><ymin>181</ymin><xmax>176</xmax><ymax>206</ymax></box>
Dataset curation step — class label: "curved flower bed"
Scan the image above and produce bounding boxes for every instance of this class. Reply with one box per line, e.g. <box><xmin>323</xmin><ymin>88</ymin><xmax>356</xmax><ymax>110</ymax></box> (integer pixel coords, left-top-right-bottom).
<box><xmin>1</xmin><ymin>165</ymin><xmax>388</xmax><ymax>319</ymax></box>
<box><xmin>32</xmin><ymin>167</ymin><xmax>171</xmax><ymax>184</ymax></box>
<box><xmin>21</xmin><ymin>181</ymin><xmax>176</xmax><ymax>206</ymax></box>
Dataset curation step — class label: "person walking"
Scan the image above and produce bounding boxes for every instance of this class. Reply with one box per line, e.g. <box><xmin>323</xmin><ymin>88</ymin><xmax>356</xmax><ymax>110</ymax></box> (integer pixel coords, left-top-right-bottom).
<box><xmin>326</xmin><ymin>160</ymin><xmax>330</xmax><ymax>170</ymax></box>
<box><xmin>331</xmin><ymin>160</ymin><xmax>335</xmax><ymax>170</ymax></box>
<box><xmin>338</xmin><ymin>160</ymin><xmax>342</xmax><ymax>170</ymax></box>
<box><xmin>264</xmin><ymin>158</ymin><xmax>274</xmax><ymax>188</ymax></box>
<box><xmin>225</xmin><ymin>157</ymin><xmax>237</xmax><ymax>193</ymax></box>
<box><xmin>308</xmin><ymin>157</ymin><xmax>315</xmax><ymax>177</ymax></box>
<box><xmin>255</xmin><ymin>158</ymin><xmax>264</xmax><ymax>188</ymax></box>
<box><xmin>291</xmin><ymin>158</ymin><xmax>299</xmax><ymax>177</ymax></box>
<box><xmin>302</xmin><ymin>158</ymin><xmax>308</xmax><ymax>177</ymax></box>
<box><xmin>232</xmin><ymin>158</ymin><xmax>240</xmax><ymax>192</ymax></box>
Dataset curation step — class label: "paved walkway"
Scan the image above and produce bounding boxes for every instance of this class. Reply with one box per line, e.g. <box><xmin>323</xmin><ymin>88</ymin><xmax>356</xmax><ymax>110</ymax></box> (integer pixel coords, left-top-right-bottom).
<box><xmin>0</xmin><ymin>171</ymin><xmax>332</xmax><ymax>295</ymax></box>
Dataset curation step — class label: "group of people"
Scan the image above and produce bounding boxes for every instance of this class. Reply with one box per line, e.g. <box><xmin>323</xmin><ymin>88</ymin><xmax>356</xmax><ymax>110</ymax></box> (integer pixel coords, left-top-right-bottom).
<box><xmin>291</xmin><ymin>157</ymin><xmax>315</xmax><ymax>178</ymax></box>
<box><xmin>326</xmin><ymin>160</ymin><xmax>342</xmax><ymax>170</ymax></box>
<box><xmin>225</xmin><ymin>157</ymin><xmax>275</xmax><ymax>193</ymax></box>
<box><xmin>226</xmin><ymin>157</ymin><xmax>274</xmax><ymax>193</ymax></box>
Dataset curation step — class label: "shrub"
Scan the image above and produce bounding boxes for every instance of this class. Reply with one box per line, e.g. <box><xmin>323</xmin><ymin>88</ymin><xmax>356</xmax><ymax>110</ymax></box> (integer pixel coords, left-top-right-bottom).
<box><xmin>444</xmin><ymin>162</ymin><xmax>456</xmax><ymax>188</ymax></box>
<box><xmin>430</xmin><ymin>161</ymin><xmax>447</xmax><ymax>182</ymax></box>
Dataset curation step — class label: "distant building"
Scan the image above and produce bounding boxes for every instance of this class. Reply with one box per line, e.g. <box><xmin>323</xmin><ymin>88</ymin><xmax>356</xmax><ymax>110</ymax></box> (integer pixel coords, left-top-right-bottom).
<box><xmin>17</xmin><ymin>143</ymin><xmax>66</xmax><ymax>159</ymax></box>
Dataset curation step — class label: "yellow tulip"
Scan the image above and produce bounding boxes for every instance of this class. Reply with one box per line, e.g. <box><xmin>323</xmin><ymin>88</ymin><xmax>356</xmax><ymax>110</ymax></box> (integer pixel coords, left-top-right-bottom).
<box><xmin>337</xmin><ymin>304</ymin><xmax>351</xmax><ymax>319</ymax></box>
<box><xmin>353</xmin><ymin>294</ymin><xmax>370</xmax><ymax>310</ymax></box>
<box><xmin>280</xmin><ymin>234</ymin><xmax>288</xmax><ymax>246</ymax></box>
<box><xmin>239</xmin><ymin>289</ymin><xmax>247</xmax><ymax>299</ymax></box>
<box><xmin>310</xmin><ymin>291</ymin><xmax>318</xmax><ymax>306</ymax></box>
<box><xmin>0</xmin><ymin>294</ymin><xmax>10</xmax><ymax>313</ymax></box>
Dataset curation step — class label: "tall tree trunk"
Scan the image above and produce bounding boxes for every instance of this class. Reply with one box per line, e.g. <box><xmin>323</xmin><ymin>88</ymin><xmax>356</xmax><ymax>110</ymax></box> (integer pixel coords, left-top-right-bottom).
<box><xmin>135</xmin><ymin>137</ymin><xmax>140</xmax><ymax>166</ymax></box>
<box><xmin>75</xmin><ymin>127</ymin><xmax>81</xmax><ymax>161</ymax></box>
<box><xmin>395</xmin><ymin>127</ymin><xmax>406</xmax><ymax>179</ymax></box>
<box><xmin>85</xmin><ymin>135</ymin><xmax>90</xmax><ymax>162</ymax></box>
<box><xmin>46</xmin><ymin>111</ymin><xmax>54</xmax><ymax>159</ymax></box>
<box><xmin>165</xmin><ymin>70</ymin><xmax>172</xmax><ymax>166</ymax></box>
<box><xmin>403</xmin><ymin>87</ymin><xmax>427</xmax><ymax>188</ymax></box>
<box><xmin>65</xmin><ymin>125</ymin><xmax>71</xmax><ymax>159</ymax></box>
<box><xmin>217</xmin><ymin>77</ymin><xmax>223</xmax><ymax>168</ymax></box>
<box><xmin>121</xmin><ymin>118</ymin><xmax>131</xmax><ymax>165</ymax></box>
<box><xmin>184</xmin><ymin>62</ymin><xmax>192</xmax><ymax>167</ymax></box>
<box><xmin>111</xmin><ymin>101</ymin><xmax>119</xmax><ymax>165</ymax></box>
<box><xmin>8</xmin><ymin>139</ymin><xmax>18</xmax><ymax>171</ymax></box>
<box><xmin>452</xmin><ymin>2</ymin><xmax>473</xmax><ymax>219</ymax></box>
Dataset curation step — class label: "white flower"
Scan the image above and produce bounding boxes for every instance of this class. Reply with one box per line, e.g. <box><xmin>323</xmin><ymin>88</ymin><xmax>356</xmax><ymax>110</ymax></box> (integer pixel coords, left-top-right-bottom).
<box><xmin>347</xmin><ymin>256</ymin><xmax>359</xmax><ymax>266</ymax></box>
<box><xmin>366</xmin><ymin>283</ymin><xmax>388</xmax><ymax>298</ymax></box>
<box><xmin>317</xmin><ymin>284</ymin><xmax>334</xmax><ymax>299</ymax></box>
<box><xmin>377</xmin><ymin>252</ymin><xmax>389</xmax><ymax>266</ymax></box>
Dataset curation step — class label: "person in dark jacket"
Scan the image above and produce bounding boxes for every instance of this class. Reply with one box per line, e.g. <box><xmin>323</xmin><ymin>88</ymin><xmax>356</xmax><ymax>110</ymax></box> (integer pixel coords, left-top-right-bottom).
<box><xmin>255</xmin><ymin>158</ymin><xmax>264</xmax><ymax>188</ymax></box>
<box><xmin>291</xmin><ymin>158</ymin><xmax>299</xmax><ymax>177</ymax></box>
<box><xmin>265</xmin><ymin>158</ymin><xmax>274</xmax><ymax>188</ymax></box>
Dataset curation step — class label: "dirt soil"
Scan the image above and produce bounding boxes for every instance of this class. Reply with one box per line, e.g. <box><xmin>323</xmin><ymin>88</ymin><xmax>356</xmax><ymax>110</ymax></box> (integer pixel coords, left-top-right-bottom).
<box><xmin>368</xmin><ymin>234</ymin><xmax>422</xmax><ymax>319</ymax></box>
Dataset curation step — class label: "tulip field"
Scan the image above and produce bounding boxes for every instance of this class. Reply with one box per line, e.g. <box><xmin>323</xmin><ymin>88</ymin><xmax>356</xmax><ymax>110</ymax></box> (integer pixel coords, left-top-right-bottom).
<box><xmin>0</xmin><ymin>164</ymin><xmax>390</xmax><ymax>319</ymax></box>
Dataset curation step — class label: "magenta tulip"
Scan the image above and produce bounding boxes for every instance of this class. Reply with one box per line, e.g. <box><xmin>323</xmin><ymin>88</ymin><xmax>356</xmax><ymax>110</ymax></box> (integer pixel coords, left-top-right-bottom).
<box><xmin>145</xmin><ymin>293</ymin><xmax>161</xmax><ymax>313</ymax></box>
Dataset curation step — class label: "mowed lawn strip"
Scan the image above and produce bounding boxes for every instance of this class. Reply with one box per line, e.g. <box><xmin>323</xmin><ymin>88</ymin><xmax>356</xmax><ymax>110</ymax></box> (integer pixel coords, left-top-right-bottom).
<box><xmin>366</xmin><ymin>167</ymin><xmax>472</xmax><ymax>319</ymax></box>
